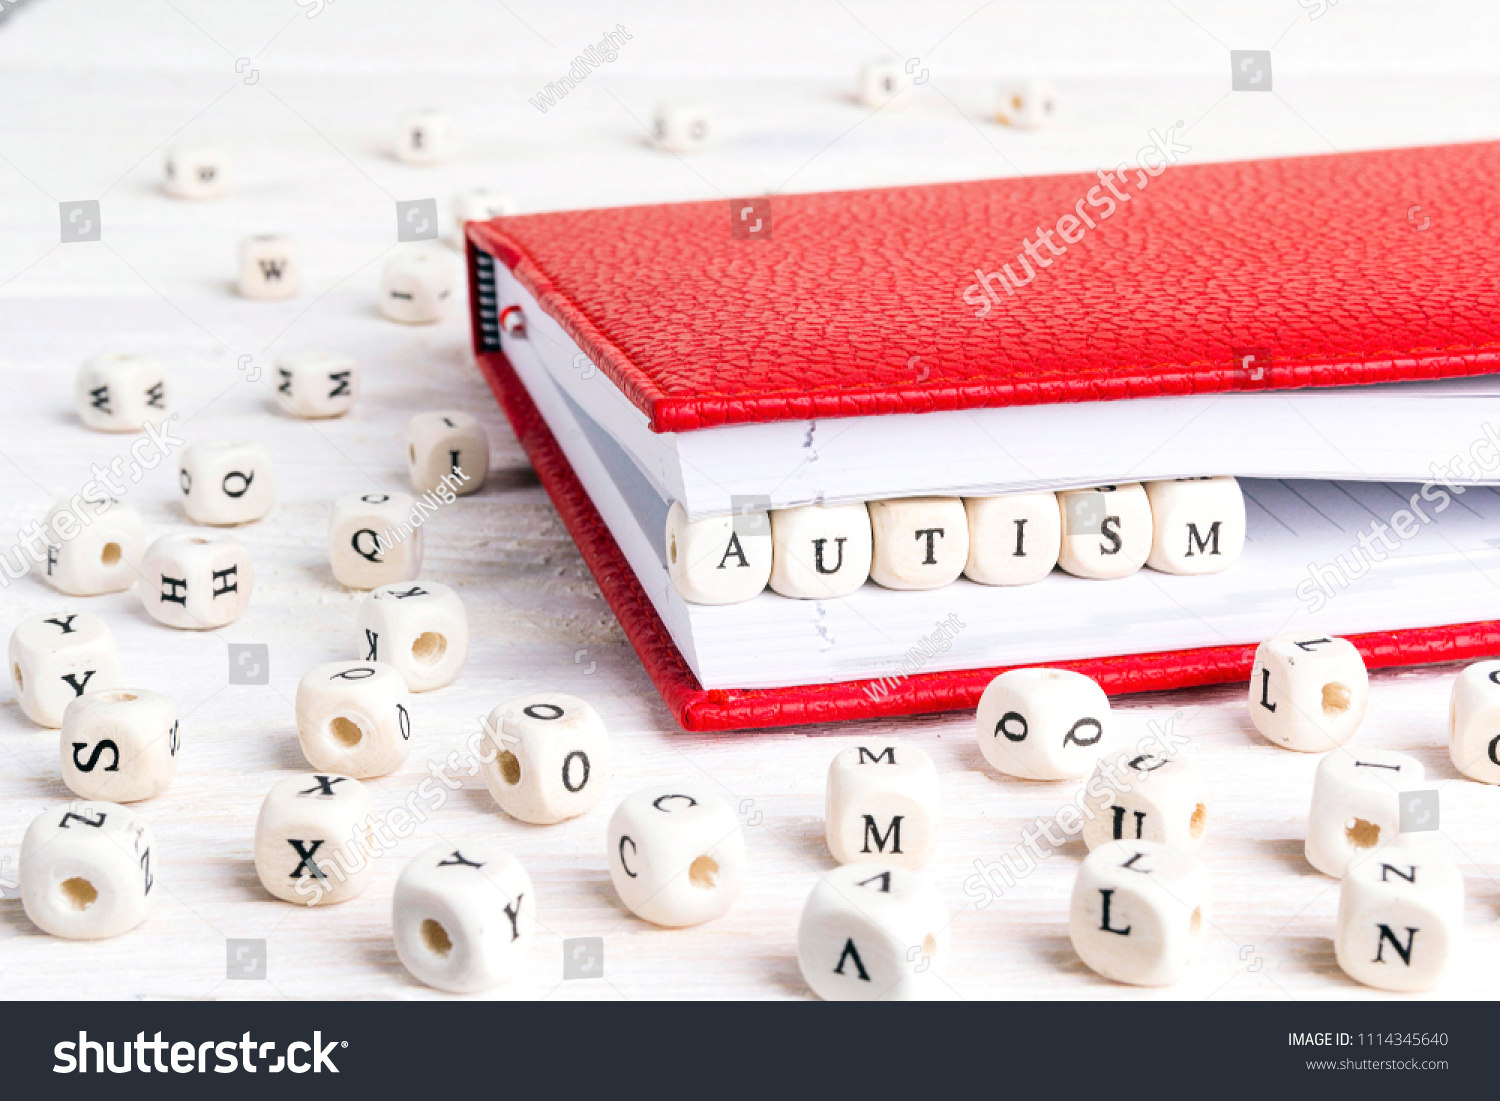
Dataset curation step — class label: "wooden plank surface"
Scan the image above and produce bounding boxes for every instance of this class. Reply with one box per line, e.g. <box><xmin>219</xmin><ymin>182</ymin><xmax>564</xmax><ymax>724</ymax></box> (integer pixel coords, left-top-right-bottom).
<box><xmin>1</xmin><ymin>0</ymin><xmax>1498</xmax><ymax>1000</ymax></box>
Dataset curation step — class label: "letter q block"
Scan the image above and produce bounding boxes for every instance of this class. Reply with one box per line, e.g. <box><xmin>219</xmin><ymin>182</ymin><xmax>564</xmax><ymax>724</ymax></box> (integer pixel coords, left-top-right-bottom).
<box><xmin>825</xmin><ymin>741</ymin><xmax>939</xmax><ymax>869</ymax></box>
<box><xmin>976</xmin><ymin>667</ymin><xmax>1110</xmax><ymax>780</ymax></box>
<box><xmin>1449</xmin><ymin>660</ymin><xmax>1500</xmax><ymax>784</ymax></box>
<box><xmin>329</xmin><ymin>492</ymin><xmax>424</xmax><ymax>590</ymax></box>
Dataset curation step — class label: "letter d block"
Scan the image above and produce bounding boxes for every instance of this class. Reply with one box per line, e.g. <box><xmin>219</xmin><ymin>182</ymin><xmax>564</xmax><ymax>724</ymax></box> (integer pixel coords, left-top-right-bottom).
<box><xmin>1069</xmin><ymin>840</ymin><xmax>1209</xmax><ymax>986</ymax></box>
<box><xmin>1336</xmin><ymin>852</ymin><xmax>1462</xmax><ymax>992</ymax></box>
<box><xmin>665</xmin><ymin>501</ymin><xmax>771</xmax><ymax>604</ymax></box>
<box><xmin>329</xmin><ymin>492</ymin><xmax>424</xmax><ymax>590</ymax></box>
<box><xmin>824</xmin><ymin>741</ymin><xmax>939</xmax><ymax>869</ymax></box>
<box><xmin>254</xmin><ymin>773</ymin><xmax>376</xmax><ymax>905</ymax></box>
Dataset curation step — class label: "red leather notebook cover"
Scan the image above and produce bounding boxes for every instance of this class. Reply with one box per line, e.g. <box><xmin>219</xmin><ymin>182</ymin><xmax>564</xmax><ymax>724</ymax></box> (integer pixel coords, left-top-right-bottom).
<box><xmin>470</xmin><ymin>141</ymin><xmax>1500</xmax><ymax>433</ymax></box>
<box><xmin>476</xmin><ymin>350</ymin><xmax>1500</xmax><ymax>731</ymax></box>
<box><xmin>467</xmin><ymin>142</ymin><xmax>1500</xmax><ymax>731</ymax></box>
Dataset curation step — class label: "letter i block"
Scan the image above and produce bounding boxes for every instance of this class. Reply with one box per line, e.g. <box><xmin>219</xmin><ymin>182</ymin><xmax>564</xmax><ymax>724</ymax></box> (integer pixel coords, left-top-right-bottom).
<box><xmin>1249</xmin><ymin>633</ymin><xmax>1368</xmax><ymax>751</ymax></box>
<box><xmin>1069</xmin><ymin>840</ymin><xmax>1209</xmax><ymax>986</ymax></box>
<box><xmin>1335</xmin><ymin>851</ymin><xmax>1462</xmax><ymax>992</ymax></box>
<box><xmin>406</xmin><ymin>411</ymin><xmax>487</xmax><ymax>495</ymax></box>
<box><xmin>8</xmin><ymin>612</ymin><xmax>123</xmax><ymax>728</ymax></box>
<box><xmin>329</xmin><ymin>492</ymin><xmax>424</xmax><ymax>590</ymax></box>
<box><xmin>664</xmin><ymin>502</ymin><xmax>771</xmax><ymax>604</ymax></box>
<box><xmin>824</xmin><ymin>741</ymin><xmax>939</xmax><ymax>869</ymax></box>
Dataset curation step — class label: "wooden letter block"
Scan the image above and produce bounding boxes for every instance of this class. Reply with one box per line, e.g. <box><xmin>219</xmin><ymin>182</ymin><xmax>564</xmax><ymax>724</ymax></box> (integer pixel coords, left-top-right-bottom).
<box><xmin>356</xmin><ymin>581</ymin><xmax>469</xmax><ymax>692</ymax></box>
<box><xmin>665</xmin><ymin>501</ymin><xmax>771</xmax><ymax>604</ymax></box>
<box><xmin>254</xmin><ymin>772</ymin><xmax>376</xmax><ymax>905</ymax></box>
<box><xmin>1448</xmin><ymin>659</ymin><xmax>1500</xmax><ymax>784</ymax></box>
<box><xmin>179</xmin><ymin>440</ymin><xmax>276</xmax><ymax>525</ymax></box>
<box><xmin>42</xmin><ymin>496</ymin><xmax>144</xmax><ymax>596</ymax></box>
<box><xmin>824</xmin><ymin>740</ymin><xmax>939</xmax><ymax>869</ymax></box>
<box><xmin>869</xmin><ymin>497</ymin><xmax>968</xmax><ymax>590</ymax></box>
<box><xmin>1305</xmin><ymin>749</ymin><xmax>1424</xmax><ymax>878</ymax></box>
<box><xmin>976</xmin><ymin>667</ymin><xmax>1110</xmax><ymax>780</ymax></box>
<box><xmin>295</xmin><ymin>661</ymin><xmax>414</xmax><ymax>779</ymax></box>
<box><xmin>963</xmin><ymin>492</ymin><xmax>1061</xmax><ymax>585</ymax></box>
<box><xmin>406</xmin><ymin>410</ymin><xmax>487</xmax><ymax>495</ymax></box>
<box><xmin>1080</xmin><ymin>749</ymin><xmax>1207</xmax><ymax>852</ymax></box>
<box><xmin>74</xmin><ymin>353</ymin><xmax>167</xmax><ymax>432</ymax></box>
<box><xmin>1335</xmin><ymin>850</ymin><xmax>1462</xmax><ymax>992</ymax></box>
<box><xmin>60</xmin><ymin>689</ymin><xmax>178</xmax><ymax>803</ymax></box>
<box><xmin>1057</xmin><ymin>483</ymin><xmax>1151</xmax><ymax>579</ymax></box>
<box><xmin>480</xmin><ymin>693</ymin><xmax>611</xmax><ymax>825</ymax></box>
<box><xmin>8</xmin><ymin>611</ymin><xmax>123</xmax><ymax>728</ymax></box>
<box><xmin>275</xmin><ymin>351</ymin><xmax>357</xmax><ymax>419</ymax></box>
<box><xmin>329</xmin><ymin>492</ymin><xmax>424</xmax><ymax>590</ymax></box>
<box><xmin>797</xmin><ymin>864</ymin><xmax>949</xmax><ymax>1001</ymax></box>
<box><xmin>1069</xmin><ymin>839</ymin><xmax>1208</xmax><ymax>986</ymax></box>
<box><xmin>1250</xmin><ymin>633</ymin><xmax>1369</xmax><ymax>751</ymax></box>
<box><xmin>607</xmin><ymin>786</ymin><xmax>745</xmax><ymax>926</ymax></box>
<box><xmin>21</xmin><ymin>801</ymin><xmax>155</xmax><ymax>939</ymax></box>
<box><xmin>139</xmin><ymin>533</ymin><xmax>253</xmax><ymax>630</ymax></box>
<box><xmin>393</xmin><ymin>842</ymin><xmax>535</xmax><ymax>993</ymax></box>
<box><xmin>1144</xmin><ymin>477</ymin><xmax>1245</xmax><ymax>575</ymax></box>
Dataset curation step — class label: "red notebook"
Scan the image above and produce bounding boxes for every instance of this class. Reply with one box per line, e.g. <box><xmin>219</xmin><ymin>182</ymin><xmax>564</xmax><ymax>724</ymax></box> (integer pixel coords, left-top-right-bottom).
<box><xmin>467</xmin><ymin>141</ymin><xmax>1500</xmax><ymax>731</ymax></box>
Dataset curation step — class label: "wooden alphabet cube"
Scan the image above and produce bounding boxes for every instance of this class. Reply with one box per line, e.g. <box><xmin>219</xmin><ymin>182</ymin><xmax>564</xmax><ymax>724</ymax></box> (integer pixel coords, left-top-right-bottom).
<box><xmin>379</xmin><ymin>247</ymin><xmax>459</xmax><ymax>325</ymax></box>
<box><xmin>976</xmin><ymin>667</ymin><xmax>1111</xmax><ymax>780</ymax></box>
<box><xmin>1069</xmin><ymin>839</ymin><xmax>1208</xmax><ymax>986</ymax></box>
<box><xmin>179</xmin><ymin>440</ymin><xmax>275</xmax><ymax>525</ymax></box>
<box><xmin>768</xmin><ymin>502</ymin><xmax>873</xmax><ymax>599</ymax></box>
<box><xmin>797</xmin><ymin>864</ymin><xmax>949</xmax><ymax>1001</ymax></box>
<box><xmin>651</xmin><ymin>104</ymin><xmax>709</xmax><ymax>153</ymax></box>
<box><xmin>274</xmin><ymin>351</ymin><xmax>357</xmax><ymax>419</ymax></box>
<box><xmin>394</xmin><ymin>108</ymin><xmax>456</xmax><ymax>164</ymax></box>
<box><xmin>41</xmin><ymin>495</ymin><xmax>144</xmax><ymax>596</ymax></box>
<box><xmin>162</xmin><ymin>144</ymin><xmax>227</xmax><ymax>199</ymax></box>
<box><xmin>995</xmin><ymin>79</ymin><xmax>1057</xmax><ymax>128</ymax></box>
<box><xmin>480</xmin><ymin>693</ymin><xmax>611</xmax><ymax>825</ymax></box>
<box><xmin>393</xmin><ymin>842</ymin><xmax>535</xmax><ymax>993</ymax></box>
<box><xmin>451</xmin><ymin>188</ymin><xmax>517</xmax><ymax>243</ymax></box>
<box><xmin>1144</xmin><ymin>477</ymin><xmax>1245</xmax><ymax>575</ymax></box>
<box><xmin>139</xmin><ymin>532</ymin><xmax>253</xmax><ymax>630</ymax></box>
<box><xmin>868</xmin><ymin>497</ymin><xmax>969</xmax><ymax>590</ymax></box>
<box><xmin>8</xmin><ymin>611</ymin><xmax>123</xmax><ymax>728</ymax></box>
<box><xmin>1249</xmin><ymin>633</ymin><xmax>1368</xmax><ymax>752</ymax></box>
<box><xmin>60</xmin><ymin>689</ymin><xmax>178</xmax><ymax>803</ymax></box>
<box><xmin>1080</xmin><ymin>749</ymin><xmax>1207</xmax><ymax>852</ymax></box>
<box><xmin>20</xmin><ymin>801</ymin><xmax>155</xmax><ymax>939</ymax></box>
<box><xmin>1448</xmin><ymin>659</ymin><xmax>1500</xmax><ymax>783</ymax></box>
<box><xmin>857</xmin><ymin>58</ymin><xmax>910</xmax><ymax>108</ymax></box>
<box><xmin>238</xmin><ymin>235</ymin><xmax>300</xmax><ymax>299</ymax></box>
<box><xmin>74</xmin><ymin>352</ymin><xmax>167</xmax><ymax>432</ymax></box>
<box><xmin>607</xmin><ymin>786</ymin><xmax>745</xmax><ymax>927</ymax></box>
<box><xmin>254</xmin><ymin>772</ymin><xmax>376</xmax><ymax>905</ymax></box>
<box><xmin>406</xmin><ymin>410</ymin><xmax>488</xmax><ymax>495</ymax></box>
<box><xmin>665</xmin><ymin>501</ymin><xmax>771</xmax><ymax>604</ymax></box>
<box><xmin>825</xmin><ymin>741</ymin><xmax>939</xmax><ymax>869</ymax></box>
<box><xmin>356</xmin><ymin>581</ymin><xmax>469</xmax><ymax>692</ymax></box>
<box><xmin>1057</xmin><ymin>483</ymin><xmax>1152</xmax><ymax>579</ymax></box>
<box><xmin>296</xmin><ymin>660</ymin><xmax>413</xmax><ymax>779</ymax></box>
<box><xmin>328</xmin><ymin>492</ymin><xmax>424</xmax><ymax>590</ymax></box>
<box><xmin>963</xmin><ymin>492</ymin><xmax>1062</xmax><ymax>586</ymax></box>
<box><xmin>1335</xmin><ymin>850</ymin><xmax>1462</xmax><ymax>992</ymax></box>
<box><xmin>1305</xmin><ymin>748</ymin><xmax>1424</xmax><ymax>878</ymax></box>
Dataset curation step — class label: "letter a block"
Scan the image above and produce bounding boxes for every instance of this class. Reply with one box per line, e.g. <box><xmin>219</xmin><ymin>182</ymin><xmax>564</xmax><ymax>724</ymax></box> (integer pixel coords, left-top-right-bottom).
<box><xmin>664</xmin><ymin>501</ymin><xmax>771</xmax><ymax>604</ymax></box>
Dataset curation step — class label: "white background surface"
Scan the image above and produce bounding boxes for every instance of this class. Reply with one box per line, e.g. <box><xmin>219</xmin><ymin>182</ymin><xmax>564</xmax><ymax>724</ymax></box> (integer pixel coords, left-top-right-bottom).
<box><xmin>1</xmin><ymin>0</ymin><xmax>1499</xmax><ymax>1000</ymax></box>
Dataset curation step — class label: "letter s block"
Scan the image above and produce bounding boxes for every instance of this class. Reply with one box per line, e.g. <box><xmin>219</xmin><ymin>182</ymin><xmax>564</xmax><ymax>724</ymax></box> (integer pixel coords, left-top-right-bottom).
<box><xmin>824</xmin><ymin>741</ymin><xmax>939</xmax><ymax>869</ymax></box>
<box><xmin>60</xmin><ymin>689</ymin><xmax>179</xmax><ymax>803</ymax></box>
<box><xmin>1057</xmin><ymin>483</ymin><xmax>1152</xmax><ymax>580</ymax></box>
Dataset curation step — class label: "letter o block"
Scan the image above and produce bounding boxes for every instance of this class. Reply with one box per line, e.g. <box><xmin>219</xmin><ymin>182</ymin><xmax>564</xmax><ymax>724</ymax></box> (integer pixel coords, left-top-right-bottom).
<box><xmin>480</xmin><ymin>694</ymin><xmax>612</xmax><ymax>825</ymax></box>
<box><xmin>824</xmin><ymin>741</ymin><xmax>939</xmax><ymax>869</ymax></box>
<box><xmin>976</xmin><ymin>667</ymin><xmax>1111</xmax><ymax>780</ymax></box>
<box><xmin>295</xmin><ymin>661</ymin><xmax>414</xmax><ymax>779</ymax></box>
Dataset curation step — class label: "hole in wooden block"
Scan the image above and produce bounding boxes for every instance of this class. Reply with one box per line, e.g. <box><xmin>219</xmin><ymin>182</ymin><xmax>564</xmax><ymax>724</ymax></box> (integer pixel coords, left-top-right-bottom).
<box><xmin>1322</xmin><ymin>682</ymin><xmax>1351</xmax><ymax>715</ymax></box>
<box><xmin>1190</xmin><ymin>907</ymin><xmax>1202</xmax><ymax>937</ymax></box>
<box><xmin>669</xmin><ymin>534</ymin><xmax>677</xmax><ymax>565</ymax></box>
<box><xmin>12</xmin><ymin>663</ymin><xmax>21</xmax><ymax>691</ymax></box>
<box><xmin>187</xmin><ymin>537</ymin><xmax>208</xmax><ymax>544</ymax></box>
<box><xmin>1345</xmin><ymin>818</ymin><xmax>1380</xmax><ymax>849</ymax></box>
<box><xmin>689</xmin><ymin>855</ymin><xmax>719</xmax><ymax>889</ymax></box>
<box><xmin>101</xmin><ymin>542</ymin><xmax>121</xmax><ymax>565</ymax></box>
<box><xmin>408</xmin><ymin>445</ymin><xmax>416</xmax><ymax>463</ymax></box>
<box><xmin>62</xmin><ymin>877</ymin><xmax>98</xmax><ymax>911</ymax></box>
<box><xmin>496</xmin><ymin>750</ymin><xmax>521</xmax><ymax>785</ymax></box>
<box><xmin>105</xmin><ymin>692</ymin><xmax>137</xmax><ymax>703</ymax></box>
<box><xmin>411</xmin><ymin>631</ymin><xmax>446</xmax><ymax>666</ymax></box>
<box><xmin>1190</xmin><ymin>803</ymin><xmax>1207</xmax><ymax>839</ymax></box>
<box><xmin>420</xmin><ymin>918</ymin><xmax>452</xmax><ymax>957</ymax></box>
<box><xmin>330</xmin><ymin>716</ymin><xmax>364</xmax><ymax>747</ymax></box>
<box><xmin>921</xmin><ymin>934</ymin><xmax>937</xmax><ymax>960</ymax></box>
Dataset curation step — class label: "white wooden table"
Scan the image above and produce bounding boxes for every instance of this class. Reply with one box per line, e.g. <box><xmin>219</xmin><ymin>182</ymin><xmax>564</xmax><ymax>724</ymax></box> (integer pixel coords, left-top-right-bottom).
<box><xmin>1</xmin><ymin>0</ymin><xmax>1497</xmax><ymax>1000</ymax></box>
